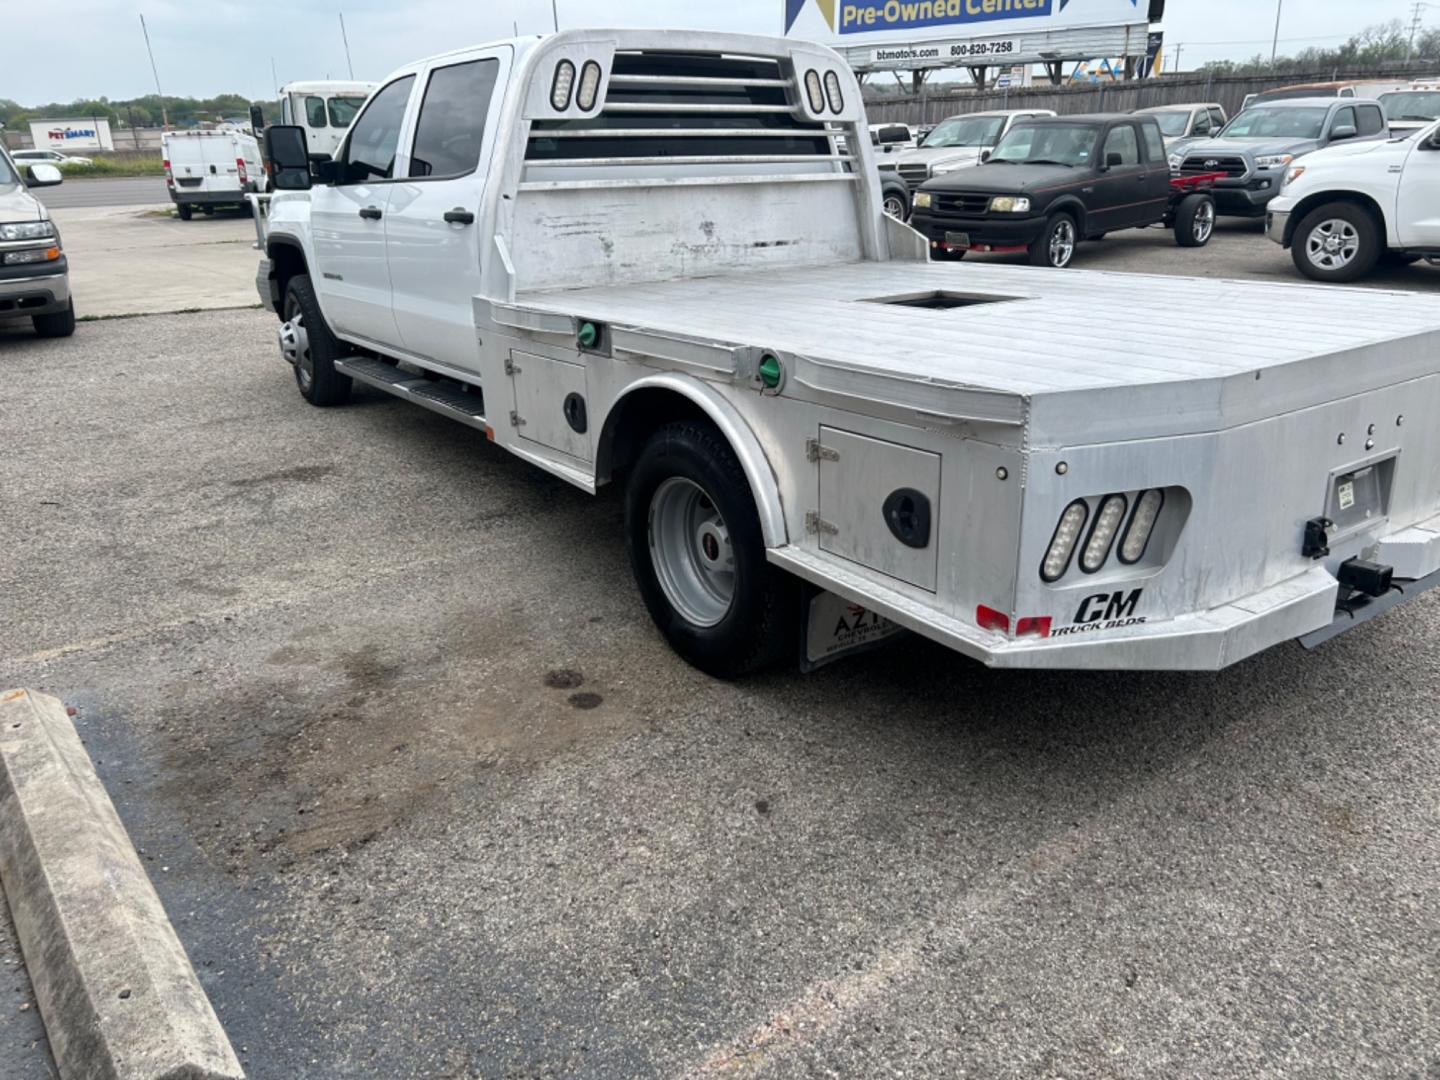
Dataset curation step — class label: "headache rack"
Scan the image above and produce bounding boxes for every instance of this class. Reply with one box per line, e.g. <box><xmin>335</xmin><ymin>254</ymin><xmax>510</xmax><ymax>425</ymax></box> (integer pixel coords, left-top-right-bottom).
<box><xmin>520</xmin><ymin>49</ymin><xmax>854</xmax><ymax>189</ymax></box>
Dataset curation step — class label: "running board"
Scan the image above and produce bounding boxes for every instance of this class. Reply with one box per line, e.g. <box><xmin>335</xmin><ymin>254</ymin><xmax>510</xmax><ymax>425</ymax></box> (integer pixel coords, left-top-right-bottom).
<box><xmin>336</xmin><ymin>356</ymin><xmax>487</xmax><ymax>432</ymax></box>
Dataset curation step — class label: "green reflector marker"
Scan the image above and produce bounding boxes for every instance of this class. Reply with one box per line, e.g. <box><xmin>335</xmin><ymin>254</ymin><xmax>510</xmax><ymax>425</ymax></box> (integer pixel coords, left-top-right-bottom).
<box><xmin>577</xmin><ymin>321</ymin><xmax>599</xmax><ymax>349</ymax></box>
<box><xmin>758</xmin><ymin>353</ymin><xmax>782</xmax><ymax>389</ymax></box>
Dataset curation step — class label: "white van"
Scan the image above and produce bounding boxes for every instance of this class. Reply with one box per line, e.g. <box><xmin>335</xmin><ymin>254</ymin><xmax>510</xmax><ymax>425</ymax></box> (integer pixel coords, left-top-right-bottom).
<box><xmin>161</xmin><ymin>129</ymin><xmax>265</xmax><ymax>220</ymax></box>
<box><xmin>276</xmin><ymin>81</ymin><xmax>377</xmax><ymax>160</ymax></box>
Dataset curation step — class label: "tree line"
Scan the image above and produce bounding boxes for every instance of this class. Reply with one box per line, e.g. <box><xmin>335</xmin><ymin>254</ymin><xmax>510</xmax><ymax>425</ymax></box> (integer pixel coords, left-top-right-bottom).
<box><xmin>0</xmin><ymin>93</ymin><xmax>264</xmax><ymax>130</ymax></box>
<box><xmin>1199</xmin><ymin>19</ymin><xmax>1440</xmax><ymax>75</ymax></box>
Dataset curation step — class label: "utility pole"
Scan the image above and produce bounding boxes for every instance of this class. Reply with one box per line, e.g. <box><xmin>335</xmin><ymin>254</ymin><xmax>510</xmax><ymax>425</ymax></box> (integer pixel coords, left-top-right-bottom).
<box><xmin>270</xmin><ymin>57</ymin><xmax>280</xmax><ymax>94</ymax></box>
<box><xmin>552</xmin><ymin>0</ymin><xmax>560</xmax><ymax>31</ymax></box>
<box><xmin>1171</xmin><ymin>42</ymin><xmax>1182</xmax><ymax>73</ymax></box>
<box><xmin>1407</xmin><ymin>2</ymin><xmax>1430</xmax><ymax>61</ymax></box>
<box><xmin>139</xmin><ymin>13</ymin><xmax>169</xmax><ymax>130</ymax></box>
<box><xmin>339</xmin><ymin>12</ymin><xmax>354</xmax><ymax>79</ymax></box>
<box><xmin>1270</xmin><ymin>0</ymin><xmax>1284</xmax><ymax>66</ymax></box>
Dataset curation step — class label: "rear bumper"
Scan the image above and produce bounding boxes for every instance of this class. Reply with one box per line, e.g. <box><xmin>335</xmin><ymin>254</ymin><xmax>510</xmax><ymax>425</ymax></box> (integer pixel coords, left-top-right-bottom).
<box><xmin>771</xmin><ymin>522</ymin><xmax>1440</xmax><ymax>671</ymax></box>
<box><xmin>0</xmin><ymin>264</ymin><xmax>70</xmax><ymax>321</ymax></box>
<box><xmin>169</xmin><ymin>185</ymin><xmax>254</xmax><ymax>206</ymax></box>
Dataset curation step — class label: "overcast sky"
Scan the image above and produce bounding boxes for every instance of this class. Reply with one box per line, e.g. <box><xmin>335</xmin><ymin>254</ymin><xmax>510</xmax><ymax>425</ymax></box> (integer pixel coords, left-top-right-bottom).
<box><xmin>8</xmin><ymin>0</ymin><xmax>1433</xmax><ymax>103</ymax></box>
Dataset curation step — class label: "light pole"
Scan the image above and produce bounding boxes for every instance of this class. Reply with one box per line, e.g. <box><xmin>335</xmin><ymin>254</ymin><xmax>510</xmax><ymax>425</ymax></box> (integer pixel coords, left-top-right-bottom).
<box><xmin>1270</xmin><ymin>0</ymin><xmax>1284</xmax><ymax>66</ymax></box>
<box><xmin>139</xmin><ymin>13</ymin><xmax>169</xmax><ymax>130</ymax></box>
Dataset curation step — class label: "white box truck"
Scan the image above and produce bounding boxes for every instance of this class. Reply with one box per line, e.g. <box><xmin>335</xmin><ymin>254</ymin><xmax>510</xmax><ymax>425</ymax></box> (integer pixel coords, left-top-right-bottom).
<box><xmin>254</xmin><ymin>30</ymin><xmax>1440</xmax><ymax>677</ymax></box>
<box><xmin>161</xmin><ymin>129</ymin><xmax>264</xmax><ymax>220</ymax></box>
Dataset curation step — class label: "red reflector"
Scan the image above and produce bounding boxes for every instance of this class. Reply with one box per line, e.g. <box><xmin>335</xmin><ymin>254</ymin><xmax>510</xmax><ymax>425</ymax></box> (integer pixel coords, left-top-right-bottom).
<box><xmin>1015</xmin><ymin>616</ymin><xmax>1052</xmax><ymax>638</ymax></box>
<box><xmin>976</xmin><ymin>605</ymin><xmax>1010</xmax><ymax>634</ymax></box>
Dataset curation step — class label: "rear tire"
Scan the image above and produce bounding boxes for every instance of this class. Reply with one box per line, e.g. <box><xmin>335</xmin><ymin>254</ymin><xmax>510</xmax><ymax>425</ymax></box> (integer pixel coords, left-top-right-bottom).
<box><xmin>625</xmin><ymin>419</ymin><xmax>796</xmax><ymax>678</ymax></box>
<box><xmin>1173</xmin><ymin>193</ymin><xmax>1215</xmax><ymax>247</ymax></box>
<box><xmin>1291</xmin><ymin>201</ymin><xmax>1381</xmax><ymax>283</ymax></box>
<box><xmin>176</xmin><ymin>203</ymin><xmax>192</xmax><ymax>221</ymax></box>
<box><xmin>1029</xmin><ymin>212</ymin><xmax>1078</xmax><ymax>268</ymax></box>
<box><xmin>281</xmin><ymin>274</ymin><xmax>352</xmax><ymax>406</ymax></box>
<box><xmin>33</xmin><ymin>299</ymin><xmax>76</xmax><ymax>339</ymax></box>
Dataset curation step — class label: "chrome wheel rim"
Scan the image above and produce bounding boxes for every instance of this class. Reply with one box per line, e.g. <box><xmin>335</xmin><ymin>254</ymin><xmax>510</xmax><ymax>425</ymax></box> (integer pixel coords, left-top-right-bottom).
<box><xmin>648</xmin><ymin>477</ymin><xmax>735</xmax><ymax>627</ymax></box>
<box><xmin>1306</xmin><ymin>218</ymin><xmax>1359</xmax><ymax>270</ymax></box>
<box><xmin>1049</xmin><ymin>219</ymin><xmax>1075</xmax><ymax>267</ymax></box>
<box><xmin>883</xmin><ymin>194</ymin><xmax>907</xmax><ymax>219</ymax></box>
<box><xmin>1193</xmin><ymin>201</ymin><xmax>1215</xmax><ymax>242</ymax></box>
<box><xmin>280</xmin><ymin>300</ymin><xmax>313</xmax><ymax>391</ymax></box>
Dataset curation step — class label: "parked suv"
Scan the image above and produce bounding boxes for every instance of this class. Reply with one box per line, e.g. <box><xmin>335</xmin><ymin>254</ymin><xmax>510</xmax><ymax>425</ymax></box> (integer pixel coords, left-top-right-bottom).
<box><xmin>1266</xmin><ymin>119</ymin><xmax>1440</xmax><ymax>281</ymax></box>
<box><xmin>1132</xmin><ymin>102</ymin><xmax>1226</xmax><ymax>146</ymax></box>
<box><xmin>909</xmin><ymin>113</ymin><xmax>1216</xmax><ymax>268</ymax></box>
<box><xmin>1168</xmin><ymin>97</ymin><xmax>1389</xmax><ymax>217</ymax></box>
<box><xmin>0</xmin><ymin>146</ymin><xmax>74</xmax><ymax>338</ymax></box>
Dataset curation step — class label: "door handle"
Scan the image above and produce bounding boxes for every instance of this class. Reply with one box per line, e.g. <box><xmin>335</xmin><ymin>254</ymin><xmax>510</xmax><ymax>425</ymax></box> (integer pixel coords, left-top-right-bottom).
<box><xmin>443</xmin><ymin>208</ymin><xmax>475</xmax><ymax>225</ymax></box>
<box><xmin>358</xmin><ymin>206</ymin><xmax>382</xmax><ymax>220</ymax></box>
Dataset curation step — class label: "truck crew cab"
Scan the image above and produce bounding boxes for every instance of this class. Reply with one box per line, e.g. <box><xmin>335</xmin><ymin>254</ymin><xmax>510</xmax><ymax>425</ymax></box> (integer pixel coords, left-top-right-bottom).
<box><xmin>908</xmin><ymin>114</ymin><xmax>1217</xmax><ymax>267</ymax></box>
<box><xmin>256</xmin><ymin>30</ymin><xmax>1440</xmax><ymax>677</ymax></box>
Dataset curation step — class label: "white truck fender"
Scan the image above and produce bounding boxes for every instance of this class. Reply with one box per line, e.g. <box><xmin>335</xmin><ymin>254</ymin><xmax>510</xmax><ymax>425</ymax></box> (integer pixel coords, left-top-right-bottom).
<box><xmin>601</xmin><ymin>372</ymin><xmax>788</xmax><ymax>549</ymax></box>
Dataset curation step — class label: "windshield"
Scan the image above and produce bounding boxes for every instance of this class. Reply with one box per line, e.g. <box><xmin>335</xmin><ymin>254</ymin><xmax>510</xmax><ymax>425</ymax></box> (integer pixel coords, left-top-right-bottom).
<box><xmin>989</xmin><ymin>123</ymin><xmax>1100</xmax><ymax>166</ymax></box>
<box><xmin>1219</xmin><ymin>106</ymin><xmax>1328</xmax><ymax>139</ymax></box>
<box><xmin>328</xmin><ymin>96</ymin><xmax>367</xmax><ymax>128</ymax></box>
<box><xmin>922</xmin><ymin>114</ymin><xmax>1006</xmax><ymax>148</ymax></box>
<box><xmin>1149</xmin><ymin>110</ymin><xmax>1190</xmax><ymax>136</ymax></box>
<box><xmin>1379</xmin><ymin>91</ymin><xmax>1440</xmax><ymax>121</ymax></box>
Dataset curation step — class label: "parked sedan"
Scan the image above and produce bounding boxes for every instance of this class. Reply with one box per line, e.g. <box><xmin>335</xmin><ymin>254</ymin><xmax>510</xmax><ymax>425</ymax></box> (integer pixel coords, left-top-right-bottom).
<box><xmin>11</xmin><ymin>149</ymin><xmax>94</xmax><ymax>169</ymax></box>
<box><xmin>1167</xmin><ymin>97</ymin><xmax>1389</xmax><ymax>217</ymax></box>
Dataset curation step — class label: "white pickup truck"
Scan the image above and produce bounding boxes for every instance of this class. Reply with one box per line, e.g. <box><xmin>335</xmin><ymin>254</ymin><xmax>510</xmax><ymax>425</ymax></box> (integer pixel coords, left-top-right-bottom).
<box><xmin>1266</xmin><ymin>120</ymin><xmax>1440</xmax><ymax>281</ymax></box>
<box><xmin>256</xmin><ymin>30</ymin><xmax>1440</xmax><ymax>676</ymax></box>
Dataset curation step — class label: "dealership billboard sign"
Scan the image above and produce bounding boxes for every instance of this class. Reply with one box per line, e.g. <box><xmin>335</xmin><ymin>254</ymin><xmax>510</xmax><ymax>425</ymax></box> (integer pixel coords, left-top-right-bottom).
<box><xmin>29</xmin><ymin>118</ymin><xmax>115</xmax><ymax>152</ymax></box>
<box><xmin>784</xmin><ymin>0</ymin><xmax>1153</xmax><ymax>70</ymax></box>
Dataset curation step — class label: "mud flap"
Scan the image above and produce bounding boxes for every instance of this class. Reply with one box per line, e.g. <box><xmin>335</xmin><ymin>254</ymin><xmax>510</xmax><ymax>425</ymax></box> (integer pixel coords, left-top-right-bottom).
<box><xmin>798</xmin><ymin>582</ymin><xmax>906</xmax><ymax>672</ymax></box>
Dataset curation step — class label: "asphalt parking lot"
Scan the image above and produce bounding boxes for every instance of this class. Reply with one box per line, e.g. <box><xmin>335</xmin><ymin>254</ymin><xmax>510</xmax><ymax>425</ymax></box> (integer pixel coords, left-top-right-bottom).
<box><xmin>2</xmin><ymin>193</ymin><xmax>1439</xmax><ymax>1078</ymax></box>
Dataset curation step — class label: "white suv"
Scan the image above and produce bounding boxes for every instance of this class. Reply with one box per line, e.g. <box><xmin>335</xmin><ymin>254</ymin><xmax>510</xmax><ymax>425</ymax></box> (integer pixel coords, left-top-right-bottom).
<box><xmin>1266</xmin><ymin>120</ymin><xmax>1440</xmax><ymax>282</ymax></box>
<box><xmin>0</xmin><ymin>147</ymin><xmax>73</xmax><ymax>337</ymax></box>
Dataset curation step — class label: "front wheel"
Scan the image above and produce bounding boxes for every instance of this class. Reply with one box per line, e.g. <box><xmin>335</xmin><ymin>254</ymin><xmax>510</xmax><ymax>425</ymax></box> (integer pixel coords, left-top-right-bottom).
<box><xmin>281</xmin><ymin>274</ymin><xmax>352</xmax><ymax>406</ymax></box>
<box><xmin>1291</xmin><ymin>201</ymin><xmax>1381</xmax><ymax>283</ymax></box>
<box><xmin>625</xmin><ymin>420</ymin><xmax>796</xmax><ymax>678</ymax></box>
<box><xmin>33</xmin><ymin>299</ymin><xmax>76</xmax><ymax>339</ymax></box>
<box><xmin>1029</xmin><ymin>213</ymin><xmax>1077</xmax><ymax>268</ymax></box>
<box><xmin>1173</xmin><ymin>193</ymin><xmax>1215</xmax><ymax>247</ymax></box>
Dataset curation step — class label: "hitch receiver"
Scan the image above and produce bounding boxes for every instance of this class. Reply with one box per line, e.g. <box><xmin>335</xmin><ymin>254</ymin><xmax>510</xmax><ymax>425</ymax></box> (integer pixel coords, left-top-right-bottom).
<box><xmin>1338</xmin><ymin>558</ymin><xmax>1393</xmax><ymax>598</ymax></box>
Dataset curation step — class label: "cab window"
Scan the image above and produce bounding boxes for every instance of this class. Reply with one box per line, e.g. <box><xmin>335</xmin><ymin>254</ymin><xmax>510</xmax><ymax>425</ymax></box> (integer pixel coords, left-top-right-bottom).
<box><xmin>1140</xmin><ymin>122</ymin><xmax>1166</xmax><ymax>163</ymax></box>
<box><xmin>338</xmin><ymin>75</ymin><xmax>415</xmax><ymax>182</ymax></box>
<box><xmin>1330</xmin><ymin>106</ymin><xmax>1357</xmax><ymax>135</ymax></box>
<box><xmin>408</xmin><ymin>59</ymin><xmax>500</xmax><ymax>179</ymax></box>
<box><xmin>305</xmin><ymin>96</ymin><xmax>328</xmax><ymax>128</ymax></box>
<box><xmin>1102</xmin><ymin>124</ymin><xmax>1140</xmax><ymax>167</ymax></box>
<box><xmin>280</xmin><ymin>95</ymin><xmax>293</xmax><ymax>125</ymax></box>
<box><xmin>1356</xmin><ymin>105</ymin><xmax>1385</xmax><ymax>136</ymax></box>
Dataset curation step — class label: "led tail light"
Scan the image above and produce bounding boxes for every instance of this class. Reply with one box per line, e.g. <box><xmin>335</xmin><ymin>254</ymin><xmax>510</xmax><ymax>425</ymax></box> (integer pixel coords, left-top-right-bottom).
<box><xmin>576</xmin><ymin>61</ymin><xmax>602</xmax><ymax>111</ymax></box>
<box><xmin>1041</xmin><ymin>500</ymin><xmax>1088</xmax><ymax>582</ymax></box>
<box><xmin>823</xmin><ymin>70</ymin><xmax>844</xmax><ymax>113</ymax></box>
<box><xmin>551</xmin><ymin>60</ymin><xmax>576</xmax><ymax>110</ymax></box>
<box><xmin>1120</xmin><ymin>489</ymin><xmax>1165</xmax><ymax>564</ymax></box>
<box><xmin>1080</xmin><ymin>494</ymin><xmax>1128</xmax><ymax>573</ymax></box>
<box><xmin>804</xmin><ymin>69</ymin><xmax>825</xmax><ymax>113</ymax></box>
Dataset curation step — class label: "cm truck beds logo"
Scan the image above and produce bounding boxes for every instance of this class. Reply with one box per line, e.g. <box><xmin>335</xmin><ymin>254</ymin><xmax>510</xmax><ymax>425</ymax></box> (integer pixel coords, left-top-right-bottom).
<box><xmin>1051</xmin><ymin>588</ymin><xmax>1146</xmax><ymax>637</ymax></box>
<box><xmin>785</xmin><ymin>0</ymin><xmax>1133</xmax><ymax>34</ymax></box>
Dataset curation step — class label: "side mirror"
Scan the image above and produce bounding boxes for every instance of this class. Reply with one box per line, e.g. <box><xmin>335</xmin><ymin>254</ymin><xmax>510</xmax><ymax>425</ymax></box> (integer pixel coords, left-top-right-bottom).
<box><xmin>1424</xmin><ymin>128</ymin><xmax>1440</xmax><ymax>151</ymax></box>
<box><xmin>24</xmin><ymin>163</ymin><xmax>63</xmax><ymax>188</ymax></box>
<box><xmin>1105</xmin><ymin>151</ymin><xmax>1124</xmax><ymax>168</ymax></box>
<box><xmin>249</xmin><ymin>104</ymin><xmax>266</xmax><ymax>135</ymax></box>
<box><xmin>264</xmin><ymin>124</ymin><xmax>312</xmax><ymax>190</ymax></box>
<box><xmin>1330</xmin><ymin>123</ymin><xmax>1357</xmax><ymax>141</ymax></box>
<box><xmin>980</xmin><ymin>149</ymin><xmax>992</xmax><ymax>162</ymax></box>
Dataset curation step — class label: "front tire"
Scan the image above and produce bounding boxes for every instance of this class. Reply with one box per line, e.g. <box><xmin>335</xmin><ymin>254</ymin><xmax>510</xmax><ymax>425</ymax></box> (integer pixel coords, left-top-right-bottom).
<box><xmin>33</xmin><ymin>299</ymin><xmax>76</xmax><ymax>339</ymax></box>
<box><xmin>625</xmin><ymin>420</ymin><xmax>796</xmax><ymax>678</ymax></box>
<box><xmin>1292</xmin><ymin>201</ymin><xmax>1381</xmax><ymax>283</ymax></box>
<box><xmin>281</xmin><ymin>274</ymin><xmax>352</xmax><ymax>406</ymax></box>
<box><xmin>1029</xmin><ymin>212</ymin><xmax>1078</xmax><ymax>268</ymax></box>
<box><xmin>1173</xmin><ymin>193</ymin><xmax>1215</xmax><ymax>247</ymax></box>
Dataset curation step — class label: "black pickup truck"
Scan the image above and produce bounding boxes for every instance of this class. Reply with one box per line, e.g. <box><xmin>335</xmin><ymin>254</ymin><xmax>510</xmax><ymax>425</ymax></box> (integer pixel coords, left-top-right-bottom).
<box><xmin>908</xmin><ymin>114</ymin><xmax>1219</xmax><ymax>268</ymax></box>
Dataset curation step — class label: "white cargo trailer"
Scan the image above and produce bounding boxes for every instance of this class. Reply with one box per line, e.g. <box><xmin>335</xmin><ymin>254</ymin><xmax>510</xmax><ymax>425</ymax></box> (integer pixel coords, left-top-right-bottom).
<box><xmin>254</xmin><ymin>30</ymin><xmax>1440</xmax><ymax>676</ymax></box>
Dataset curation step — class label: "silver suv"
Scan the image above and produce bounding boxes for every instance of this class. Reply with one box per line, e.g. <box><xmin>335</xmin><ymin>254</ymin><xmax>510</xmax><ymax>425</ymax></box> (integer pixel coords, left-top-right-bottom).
<box><xmin>0</xmin><ymin>145</ymin><xmax>73</xmax><ymax>337</ymax></box>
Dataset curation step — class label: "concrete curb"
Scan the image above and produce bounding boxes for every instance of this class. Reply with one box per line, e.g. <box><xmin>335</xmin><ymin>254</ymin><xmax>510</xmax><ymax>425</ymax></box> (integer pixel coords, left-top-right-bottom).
<box><xmin>0</xmin><ymin>689</ymin><xmax>244</xmax><ymax>1080</ymax></box>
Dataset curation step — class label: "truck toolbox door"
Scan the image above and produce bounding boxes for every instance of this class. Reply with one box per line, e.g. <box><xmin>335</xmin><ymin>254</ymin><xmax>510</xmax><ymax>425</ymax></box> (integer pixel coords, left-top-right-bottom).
<box><xmin>308</xmin><ymin>73</ymin><xmax>415</xmax><ymax>347</ymax></box>
<box><xmin>384</xmin><ymin>47</ymin><xmax>510</xmax><ymax>370</ymax></box>
<box><xmin>1396</xmin><ymin>130</ymin><xmax>1440</xmax><ymax>247</ymax></box>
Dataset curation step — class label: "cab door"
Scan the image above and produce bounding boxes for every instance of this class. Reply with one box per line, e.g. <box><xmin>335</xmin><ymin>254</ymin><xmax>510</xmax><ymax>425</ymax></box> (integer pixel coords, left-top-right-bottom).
<box><xmin>383</xmin><ymin>48</ymin><xmax>510</xmax><ymax>371</ymax></box>
<box><xmin>1396</xmin><ymin>130</ymin><xmax>1440</xmax><ymax>247</ymax></box>
<box><xmin>1091</xmin><ymin>123</ymin><xmax>1151</xmax><ymax>229</ymax></box>
<box><xmin>308</xmin><ymin>73</ymin><xmax>416</xmax><ymax>348</ymax></box>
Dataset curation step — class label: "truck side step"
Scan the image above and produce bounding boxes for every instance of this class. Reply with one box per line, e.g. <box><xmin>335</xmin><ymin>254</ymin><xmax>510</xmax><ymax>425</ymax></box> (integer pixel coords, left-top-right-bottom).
<box><xmin>336</xmin><ymin>356</ymin><xmax>487</xmax><ymax>431</ymax></box>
